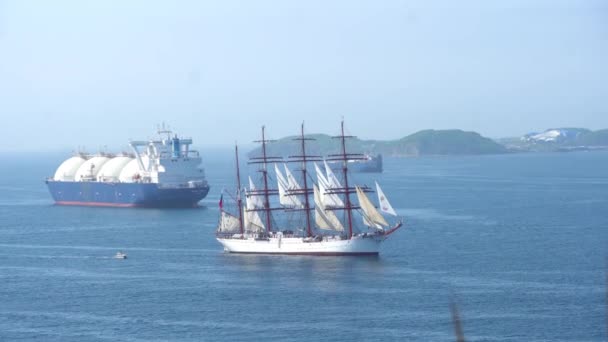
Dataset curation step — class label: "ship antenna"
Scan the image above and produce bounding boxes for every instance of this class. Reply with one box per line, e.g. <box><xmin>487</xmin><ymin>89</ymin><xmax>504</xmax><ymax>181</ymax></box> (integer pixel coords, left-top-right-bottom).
<box><xmin>157</xmin><ymin>122</ymin><xmax>172</xmax><ymax>139</ymax></box>
<box><xmin>235</xmin><ymin>143</ymin><xmax>244</xmax><ymax>235</ymax></box>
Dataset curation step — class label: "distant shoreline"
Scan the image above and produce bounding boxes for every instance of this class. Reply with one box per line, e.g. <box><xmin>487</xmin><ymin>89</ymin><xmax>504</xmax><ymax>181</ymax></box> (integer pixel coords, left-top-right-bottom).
<box><xmin>248</xmin><ymin>128</ymin><xmax>608</xmax><ymax>157</ymax></box>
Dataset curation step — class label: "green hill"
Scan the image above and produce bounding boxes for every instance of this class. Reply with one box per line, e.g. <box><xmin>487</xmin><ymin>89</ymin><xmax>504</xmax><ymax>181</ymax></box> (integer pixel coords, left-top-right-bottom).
<box><xmin>249</xmin><ymin>129</ymin><xmax>507</xmax><ymax>157</ymax></box>
<box><xmin>575</xmin><ymin>129</ymin><xmax>608</xmax><ymax>146</ymax></box>
<box><xmin>380</xmin><ymin>130</ymin><xmax>507</xmax><ymax>156</ymax></box>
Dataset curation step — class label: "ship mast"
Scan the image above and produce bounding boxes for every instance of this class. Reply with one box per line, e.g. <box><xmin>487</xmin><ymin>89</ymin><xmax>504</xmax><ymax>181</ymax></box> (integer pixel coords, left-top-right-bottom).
<box><xmin>328</xmin><ymin>120</ymin><xmax>367</xmax><ymax>239</ymax></box>
<box><xmin>249</xmin><ymin>126</ymin><xmax>281</xmax><ymax>233</ymax></box>
<box><xmin>261</xmin><ymin>127</ymin><xmax>272</xmax><ymax>231</ymax></box>
<box><xmin>235</xmin><ymin>144</ymin><xmax>244</xmax><ymax>235</ymax></box>
<box><xmin>288</xmin><ymin>123</ymin><xmax>321</xmax><ymax>237</ymax></box>
<box><xmin>339</xmin><ymin>121</ymin><xmax>354</xmax><ymax>238</ymax></box>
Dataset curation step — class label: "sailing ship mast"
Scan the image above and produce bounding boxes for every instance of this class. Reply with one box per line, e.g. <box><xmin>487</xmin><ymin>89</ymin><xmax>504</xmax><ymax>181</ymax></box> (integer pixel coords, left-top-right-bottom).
<box><xmin>235</xmin><ymin>144</ymin><xmax>244</xmax><ymax>235</ymax></box>
<box><xmin>287</xmin><ymin>123</ymin><xmax>321</xmax><ymax>237</ymax></box>
<box><xmin>248</xmin><ymin>126</ymin><xmax>281</xmax><ymax>233</ymax></box>
<box><xmin>327</xmin><ymin>120</ymin><xmax>368</xmax><ymax>239</ymax></box>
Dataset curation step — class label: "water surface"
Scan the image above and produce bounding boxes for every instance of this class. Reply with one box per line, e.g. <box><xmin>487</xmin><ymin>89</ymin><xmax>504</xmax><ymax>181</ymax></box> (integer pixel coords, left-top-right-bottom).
<box><xmin>1</xmin><ymin>151</ymin><xmax>607</xmax><ymax>341</ymax></box>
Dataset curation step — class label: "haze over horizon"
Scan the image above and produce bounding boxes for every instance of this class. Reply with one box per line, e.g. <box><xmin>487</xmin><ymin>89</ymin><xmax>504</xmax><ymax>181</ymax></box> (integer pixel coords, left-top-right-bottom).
<box><xmin>1</xmin><ymin>0</ymin><xmax>607</xmax><ymax>152</ymax></box>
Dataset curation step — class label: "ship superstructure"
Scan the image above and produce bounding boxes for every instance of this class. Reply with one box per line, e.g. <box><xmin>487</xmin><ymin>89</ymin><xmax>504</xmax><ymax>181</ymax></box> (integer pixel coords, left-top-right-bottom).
<box><xmin>216</xmin><ymin>122</ymin><xmax>402</xmax><ymax>255</ymax></box>
<box><xmin>46</xmin><ymin>127</ymin><xmax>210</xmax><ymax>207</ymax></box>
<box><xmin>328</xmin><ymin>153</ymin><xmax>383</xmax><ymax>173</ymax></box>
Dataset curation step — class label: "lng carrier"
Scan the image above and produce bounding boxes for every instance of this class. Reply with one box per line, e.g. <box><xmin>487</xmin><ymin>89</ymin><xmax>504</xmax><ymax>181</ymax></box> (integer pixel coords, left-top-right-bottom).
<box><xmin>46</xmin><ymin>127</ymin><xmax>210</xmax><ymax>208</ymax></box>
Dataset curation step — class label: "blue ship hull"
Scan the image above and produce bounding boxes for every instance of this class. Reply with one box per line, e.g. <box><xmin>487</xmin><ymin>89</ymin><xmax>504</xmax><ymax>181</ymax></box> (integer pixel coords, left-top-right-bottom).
<box><xmin>45</xmin><ymin>180</ymin><xmax>210</xmax><ymax>208</ymax></box>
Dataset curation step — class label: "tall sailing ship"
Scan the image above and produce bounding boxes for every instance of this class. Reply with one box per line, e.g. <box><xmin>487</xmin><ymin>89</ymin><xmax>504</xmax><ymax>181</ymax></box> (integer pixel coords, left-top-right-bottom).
<box><xmin>216</xmin><ymin>122</ymin><xmax>403</xmax><ymax>256</ymax></box>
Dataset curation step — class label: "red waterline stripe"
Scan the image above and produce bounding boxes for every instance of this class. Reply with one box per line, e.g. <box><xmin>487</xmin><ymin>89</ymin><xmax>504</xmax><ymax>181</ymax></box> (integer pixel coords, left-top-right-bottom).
<box><xmin>55</xmin><ymin>201</ymin><xmax>139</xmax><ymax>208</ymax></box>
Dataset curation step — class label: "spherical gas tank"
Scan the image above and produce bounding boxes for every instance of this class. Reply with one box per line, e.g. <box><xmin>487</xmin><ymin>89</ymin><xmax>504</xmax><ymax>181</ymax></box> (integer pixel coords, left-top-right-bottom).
<box><xmin>53</xmin><ymin>156</ymin><xmax>87</xmax><ymax>181</ymax></box>
<box><xmin>97</xmin><ymin>156</ymin><xmax>133</xmax><ymax>182</ymax></box>
<box><xmin>118</xmin><ymin>156</ymin><xmax>149</xmax><ymax>183</ymax></box>
<box><xmin>74</xmin><ymin>156</ymin><xmax>110</xmax><ymax>181</ymax></box>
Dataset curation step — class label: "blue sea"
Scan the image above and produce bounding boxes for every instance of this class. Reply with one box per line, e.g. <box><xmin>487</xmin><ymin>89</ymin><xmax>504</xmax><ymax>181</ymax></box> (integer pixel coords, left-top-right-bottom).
<box><xmin>1</xmin><ymin>151</ymin><xmax>607</xmax><ymax>341</ymax></box>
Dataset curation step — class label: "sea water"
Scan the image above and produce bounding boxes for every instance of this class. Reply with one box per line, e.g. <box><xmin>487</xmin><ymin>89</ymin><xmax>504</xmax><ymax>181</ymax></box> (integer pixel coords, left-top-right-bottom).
<box><xmin>0</xmin><ymin>151</ymin><xmax>607</xmax><ymax>341</ymax></box>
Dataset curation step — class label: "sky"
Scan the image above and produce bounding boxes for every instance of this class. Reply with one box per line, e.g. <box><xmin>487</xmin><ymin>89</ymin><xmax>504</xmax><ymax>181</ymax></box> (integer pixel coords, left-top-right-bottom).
<box><xmin>0</xmin><ymin>0</ymin><xmax>607</xmax><ymax>152</ymax></box>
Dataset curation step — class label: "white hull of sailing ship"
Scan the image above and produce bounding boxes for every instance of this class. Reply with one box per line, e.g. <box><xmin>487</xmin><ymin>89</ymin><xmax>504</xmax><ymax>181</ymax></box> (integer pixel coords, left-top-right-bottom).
<box><xmin>217</xmin><ymin>234</ymin><xmax>384</xmax><ymax>256</ymax></box>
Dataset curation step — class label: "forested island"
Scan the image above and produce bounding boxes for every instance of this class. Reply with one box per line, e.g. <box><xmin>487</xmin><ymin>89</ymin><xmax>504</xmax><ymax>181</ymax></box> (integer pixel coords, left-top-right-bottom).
<box><xmin>249</xmin><ymin>128</ymin><xmax>608</xmax><ymax>157</ymax></box>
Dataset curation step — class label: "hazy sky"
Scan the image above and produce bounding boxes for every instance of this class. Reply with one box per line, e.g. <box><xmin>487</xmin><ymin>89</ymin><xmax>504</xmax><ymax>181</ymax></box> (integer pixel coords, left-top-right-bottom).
<box><xmin>1</xmin><ymin>0</ymin><xmax>607</xmax><ymax>152</ymax></box>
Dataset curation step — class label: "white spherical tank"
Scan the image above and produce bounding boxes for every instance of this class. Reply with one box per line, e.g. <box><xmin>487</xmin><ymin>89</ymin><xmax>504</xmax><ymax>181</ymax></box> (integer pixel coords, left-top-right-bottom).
<box><xmin>53</xmin><ymin>156</ymin><xmax>87</xmax><ymax>181</ymax></box>
<box><xmin>74</xmin><ymin>156</ymin><xmax>111</xmax><ymax>182</ymax></box>
<box><xmin>96</xmin><ymin>156</ymin><xmax>133</xmax><ymax>182</ymax></box>
<box><xmin>118</xmin><ymin>156</ymin><xmax>149</xmax><ymax>183</ymax></box>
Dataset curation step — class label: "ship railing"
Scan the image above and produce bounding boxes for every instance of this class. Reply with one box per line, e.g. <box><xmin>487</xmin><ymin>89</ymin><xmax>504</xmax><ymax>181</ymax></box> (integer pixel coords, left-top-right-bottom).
<box><xmin>159</xmin><ymin>150</ymin><xmax>200</xmax><ymax>159</ymax></box>
<box><xmin>98</xmin><ymin>176</ymin><xmax>120</xmax><ymax>183</ymax></box>
<box><xmin>187</xmin><ymin>150</ymin><xmax>200</xmax><ymax>158</ymax></box>
<box><xmin>215</xmin><ymin>232</ymin><xmax>244</xmax><ymax>239</ymax></box>
<box><xmin>157</xmin><ymin>180</ymin><xmax>207</xmax><ymax>189</ymax></box>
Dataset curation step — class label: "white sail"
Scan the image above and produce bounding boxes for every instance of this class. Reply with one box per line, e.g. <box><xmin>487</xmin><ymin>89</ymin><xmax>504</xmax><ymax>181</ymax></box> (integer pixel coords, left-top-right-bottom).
<box><xmin>276</xmin><ymin>164</ymin><xmax>302</xmax><ymax>208</ymax></box>
<box><xmin>313</xmin><ymin>184</ymin><xmax>344</xmax><ymax>231</ymax></box>
<box><xmin>275</xmin><ymin>164</ymin><xmax>291</xmax><ymax>207</ymax></box>
<box><xmin>314</xmin><ymin>162</ymin><xmax>329</xmax><ymax>185</ymax></box>
<box><xmin>218</xmin><ymin>211</ymin><xmax>241</xmax><ymax>233</ymax></box>
<box><xmin>248</xmin><ymin>176</ymin><xmax>265</xmax><ymax>209</ymax></box>
<box><xmin>376</xmin><ymin>181</ymin><xmax>397</xmax><ymax>216</ymax></box>
<box><xmin>245</xmin><ymin>177</ymin><xmax>265</xmax><ymax>231</ymax></box>
<box><xmin>243</xmin><ymin>205</ymin><xmax>265</xmax><ymax>233</ymax></box>
<box><xmin>244</xmin><ymin>203</ymin><xmax>265</xmax><ymax>230</ymax></box>
<box><xmin>284</xmin><ymin>165</ymin><xmax>301</xmax><ymax>190</ymax></box>
<box><xmin>324</xmin><ymin>160</ymin><xmax>342</xmax><ymax>188</ymax></box>
<box><xmin>275</xmin><ymin>163</ymin><xmax>287</xmax><ymax>198</ymax></box>
<box><xmin>356</xmin><ymin>186</ymin><xmax>389</xmax><ymax>228</ymax></box>
<box><xmin>315</xmin><ymin>162</ymin><xmax>343</xmax><ymax>208</ymax></box>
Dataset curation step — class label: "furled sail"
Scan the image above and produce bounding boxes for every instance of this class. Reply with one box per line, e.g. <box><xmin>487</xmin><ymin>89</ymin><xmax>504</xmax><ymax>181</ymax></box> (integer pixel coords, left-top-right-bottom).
<box><xmin>376</xmin><ymin>181</ymin><xmax>397</xmax><ymax>216</ymax></box>
<box><xmin>356</xmin><ymin>186</ymin><xmax>389</xmax><ymax>228</ymax></box>
<box><xmin>313</xmin><ymin>184</ymin><xmax>344</xmax><ymax>231</ymax></box>
<box><xmin>218</xmin><ymin>211</ymin><xmax>241</xmax><ymax>233</ymax></box>
<box><xmin>315</xmin><ymin>162</ymin><xmax>343</xmax><ymax>208</ymax></box>
<box><xmin>276</xmin><ymin>164</ymin><xmax>303</xmax><ymax>208</ymax></box>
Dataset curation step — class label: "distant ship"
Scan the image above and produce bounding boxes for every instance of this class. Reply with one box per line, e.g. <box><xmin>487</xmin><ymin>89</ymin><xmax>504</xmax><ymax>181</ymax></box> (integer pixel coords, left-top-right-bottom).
<box><xmin>328</xmin><ymin>153</ymin><xmax>383</xmax><ymax>173</ymax></box>
<box><xmin>45</xmin><ymin>127</ymin><xmax>210</xmax><ymax>208</ymax></box>
<box><xmin>216</xmin><ymin>122</ymin><xmax>402</xmax><ymax>256</ymax></box>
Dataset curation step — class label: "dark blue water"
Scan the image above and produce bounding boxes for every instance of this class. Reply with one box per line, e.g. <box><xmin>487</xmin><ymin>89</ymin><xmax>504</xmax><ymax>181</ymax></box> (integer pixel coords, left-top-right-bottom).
<box><xmin>1</xmin><ymin>151</ymin><xmax>607</xmax><ymax>341</ymax></box>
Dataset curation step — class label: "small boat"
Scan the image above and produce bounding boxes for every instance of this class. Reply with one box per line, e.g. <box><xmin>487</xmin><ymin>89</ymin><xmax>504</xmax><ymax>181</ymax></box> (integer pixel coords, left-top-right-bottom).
<box><xmin>114</xmin><ymin>251</ymin><xmax>127</xmax><ymax>259</ymax></box>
